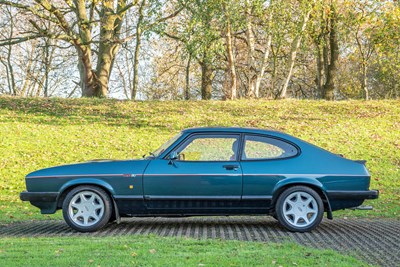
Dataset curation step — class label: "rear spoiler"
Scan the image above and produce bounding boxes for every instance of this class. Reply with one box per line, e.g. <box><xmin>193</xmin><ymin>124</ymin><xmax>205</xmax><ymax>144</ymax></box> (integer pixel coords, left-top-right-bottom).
<box><xmin>337</xmin><ymin>154</ymin><xmax>367</xmax><ymax>165</ymax></box>
<box><xmin>353</xmin><ymin>160</ymin><xmax>367</xmax><ymax>165</ymax></box>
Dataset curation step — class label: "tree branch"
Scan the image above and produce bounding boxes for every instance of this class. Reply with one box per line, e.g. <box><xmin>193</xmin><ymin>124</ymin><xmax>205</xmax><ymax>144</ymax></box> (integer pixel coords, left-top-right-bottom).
<box><xmin>0</xmin><ymin>0</ymin><xmax>59</xmax><ymax>24</ymax></box>
<box><xmin>0</xmin><ymin>36</ymin><xmax>42</xmax><ymax>46</ymax></box>
<box><xmin>117</xmin><ymin>0</ymin><xmax>139</xmax><ymax>14</ymax></box>
<box><xmin>145</xmin><ymin>7</ymin><xmax>184</xmax><ymax>30</ymax></box>
<box><xmin>33</xmin><ymin>0</ymin><xmax>77</xmax><ymax>39</ymax></box>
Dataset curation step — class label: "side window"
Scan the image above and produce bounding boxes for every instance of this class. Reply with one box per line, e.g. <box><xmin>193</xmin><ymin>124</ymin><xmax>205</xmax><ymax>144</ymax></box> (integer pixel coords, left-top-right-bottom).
<box><xmin>242</xmin><ymin>135</ymin><xmax>298</xmax><ymax>160</ymax></box>
<box><xmin>176</xmin><ymin>135</ymin><xmax>239</xmax><ymax>161</ymax></box>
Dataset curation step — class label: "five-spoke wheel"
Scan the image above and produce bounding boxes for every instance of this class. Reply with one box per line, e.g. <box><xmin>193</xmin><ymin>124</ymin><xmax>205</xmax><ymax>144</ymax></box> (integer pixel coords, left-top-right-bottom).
<box><xmin>275</xmin><ymin>186</ymin><xmax>324</xmax><ymax>232</ymax></box>
<box><xmin>62</xmin><ymin>185</ymin><xmax>112</xmax><ymax>232</ymax></box>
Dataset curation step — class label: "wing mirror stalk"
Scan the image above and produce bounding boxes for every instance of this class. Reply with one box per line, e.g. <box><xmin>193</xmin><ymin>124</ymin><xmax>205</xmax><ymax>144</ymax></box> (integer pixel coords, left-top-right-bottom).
<box><xmin>168</xmin><ymin>151</ymin><xmax>178</xmax><ymax>165</ymax></box>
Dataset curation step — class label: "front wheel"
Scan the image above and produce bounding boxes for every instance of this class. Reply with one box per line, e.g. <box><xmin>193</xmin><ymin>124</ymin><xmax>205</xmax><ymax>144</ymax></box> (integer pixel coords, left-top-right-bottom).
<box><xmin>275</xmin><ymin>186</ymin><xmax>324</xmax><ymax>232</ymax></box>
<box><xmin>62</xmin><ymin>185</ymin><xmax>112</xmax><ymax>232</ymax></box>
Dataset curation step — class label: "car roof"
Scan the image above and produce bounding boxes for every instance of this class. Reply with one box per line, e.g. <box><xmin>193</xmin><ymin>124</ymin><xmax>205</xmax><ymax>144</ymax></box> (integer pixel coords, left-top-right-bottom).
<box><xmin>182</xmin><ymin>127</ymin><xmax>286</xmax><ymax>136</ymax></box>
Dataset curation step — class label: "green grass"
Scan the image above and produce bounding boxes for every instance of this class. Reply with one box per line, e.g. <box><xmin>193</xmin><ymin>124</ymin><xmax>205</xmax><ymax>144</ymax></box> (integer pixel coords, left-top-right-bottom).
<box><xmin>0</xmin><ymin>235</ymin><xmax>369</xmax><ymax>266</ymax></box>
<box><xmin>0</xmin><ymin>97</ymin><xmax>399</xmax><ymax>222</ymax></box>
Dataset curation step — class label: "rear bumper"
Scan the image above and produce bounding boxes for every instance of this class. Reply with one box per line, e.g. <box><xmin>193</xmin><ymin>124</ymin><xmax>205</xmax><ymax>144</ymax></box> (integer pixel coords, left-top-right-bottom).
<box><xmin>20</xmin><ymin>191</ymin><xmax>59</xmax><ymax>202</ymax></box>
<box><xmin>326</xmin><ymin>190</ymin><xmax>379</xmax><ymax>200</ymax></box>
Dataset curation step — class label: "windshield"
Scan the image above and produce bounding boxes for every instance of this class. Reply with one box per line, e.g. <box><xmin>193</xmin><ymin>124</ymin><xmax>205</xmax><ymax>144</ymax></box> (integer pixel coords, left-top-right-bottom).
<box><xmin>151</xmin><ymin>132</ymin><xmax>183</xmax><ymax>157</ymax></box>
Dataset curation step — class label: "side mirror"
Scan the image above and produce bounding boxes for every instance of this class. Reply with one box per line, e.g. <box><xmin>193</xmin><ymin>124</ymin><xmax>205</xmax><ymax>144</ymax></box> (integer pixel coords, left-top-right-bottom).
<box><xmin>168</xmin><ymin>151</ymin><xmax>178</xmax><ymax>164</ymax></box>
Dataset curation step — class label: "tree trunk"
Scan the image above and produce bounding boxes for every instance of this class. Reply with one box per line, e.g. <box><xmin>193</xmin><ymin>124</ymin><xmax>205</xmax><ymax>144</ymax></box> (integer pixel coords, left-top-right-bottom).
<box><xmin>225</xmin><ymin>15</ymin><xmax>237</xmax><ymax>100</ymax></box>
<box><xmin>270</xmin><ymin>46</ymin><xmax>278</xmax><ymax>98</ymax></box>
<box><xmin>76</xmin><ymin>45</ymin><xmax>97</xmax><ymax>97</ymax></box>
<box><xmin>354</xmin><ymin>18</ymin><xmax>371</xmax><ymax>100</ymax></box>
<box><xmin>322</xmin><ymin>2</ymin><xmax>338</xmax><ymax>101</ymax></box>
<box><xmin>362</xmin><ymin>63</ymin><xmax>369</xmax><ymax>100</ymax></box>
<box><xmin>201</xmin><ymin>62</ymin><xmax>213</xmax><ymax>100</ymax></box>
<box><xmin>255</xmin><ymin>34</ymin><xmax>272</xmax><ymax>98</ymax></box>
<box><xmin>131</xmin><ymin>0</ymin><xmax>146</xmax><ymax>100</ymax></box>
<box><xmin>315</xmin><ymin>42</ymin><xmax>323</xmax><ymax>97</ymax></box>
<box><xmin>4</xmin><ymin>6</ymin><xmax>16</xmax><ymax>95</ymax></box>
<box><xmin>280</xmin><ymin>6</ymin><xmax>313</xmax><ymax>99</ymax></box>
<box><xmin>255</xmin><ymin>4</ymin><xmax>274</xmax><ymax>98</ymax></box>
<box><xmin>44</xmin><ymin>43</ymin><xmax>49</xmax><ymax>97</ymax></box>
<box><xmin>185</xmin><ymin>55</ymin><xmax>191</xmax><ymax>100</ymax></box>
<box><xmin>6</xmin><ymin>36</ymin><xmax>16</xmax><ymax>95</ymax></box>
<box><xmin>42</xmin><ymin>37</ymin><xmax>55</xmax><ymax>97</ymax></box>
<box><xmin>20</xmin><ymin>51</ymin><xmax>34</xmax><ymax>96</ymax></box>
<box><xmin>96</xmin><ymin>44</ymin><xmax>119</xmax><ymax>97</ymax></box>
<box><xmin>95</xmin><ymin>0</ymin><xmax>121</xmax><ymax>98</ymax></box>
<box><xmin>74</xmin><ymin>0</ymin><xmax>98</xmax><ymax>97</ymax></box>
<box><xmin>245</xmin><ymin>0</ymin><xmax>256</xmax><ymax>98</ymax></box>
<box><xmin>131</xmin><ymin>33</ymin><xmax>141</xmax><ymax>100</ymax></box>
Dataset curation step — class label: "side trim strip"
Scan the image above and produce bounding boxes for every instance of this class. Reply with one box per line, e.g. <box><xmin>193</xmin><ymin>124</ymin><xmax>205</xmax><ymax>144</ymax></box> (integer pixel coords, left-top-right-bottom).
<box><xmin>144</xmin><ymin>195</ymin><xmax>241</xmax><ymax>201</ymax></box>
<box><xmin>143</xmin><ymin>174</ymin><xmax>241</xmax><ymax>177</ymax></box>
<box><xmin>115</xmin><ymin>195</ymin><xmax>273</xmax><ymax>201</ymax></box>
<box><xmin>28</xmin><ymin>174</ymin><xmax>140</xmax><ymax>179</ymax></box>
<box><xmin>242</xmin><ymin>174</ymin><xmax>369</xmax><ymax>177</ymax></box>
<box><xmin>241</xmin><ymin>195</ymin><xmax>273</xmax><ymax>200</ymax></box>
<box><xmin>114</xmin><ymin>195</ymin><xmax>144</xmax><ymax>200</ymax></box>
<box><xmin>28</xmin><ymin>173</ymin><xmax>368</xmax><ymax>179</ymax></box>
<box><xmin>144</xmin><ymin>174</ymin><xmax>368</xmax><ymax>177</ymax></box>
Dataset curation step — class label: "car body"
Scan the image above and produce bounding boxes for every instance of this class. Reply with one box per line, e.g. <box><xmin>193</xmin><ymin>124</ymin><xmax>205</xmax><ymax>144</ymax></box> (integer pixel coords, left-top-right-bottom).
<box><xmin>20</xmin><ymin>127</ymin><xmax>378</xmax><ymax>232</ymax></box>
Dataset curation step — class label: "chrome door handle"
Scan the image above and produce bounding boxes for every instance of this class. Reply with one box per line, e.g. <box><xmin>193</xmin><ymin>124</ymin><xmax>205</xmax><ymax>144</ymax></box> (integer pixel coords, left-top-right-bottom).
<box><xmin>223</xmin><ymin>165</ymin><xmax>239</xmax><ymax>171</ymax></box>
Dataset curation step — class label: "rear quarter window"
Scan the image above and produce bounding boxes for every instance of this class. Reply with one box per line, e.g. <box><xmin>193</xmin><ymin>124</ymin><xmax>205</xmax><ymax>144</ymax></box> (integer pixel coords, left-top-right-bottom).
<box><xmin>242</xmin><ymin>135</ymin><xmax>298</xmax><ymax>160</ymax></box>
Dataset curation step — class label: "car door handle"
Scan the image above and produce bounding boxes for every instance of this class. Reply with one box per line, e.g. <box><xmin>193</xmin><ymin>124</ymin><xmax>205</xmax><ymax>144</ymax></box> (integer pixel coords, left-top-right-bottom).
<box><xmin>223</xmin><ymin>165</ymin><xmax>239</xmax><ymax>171</ymax></box>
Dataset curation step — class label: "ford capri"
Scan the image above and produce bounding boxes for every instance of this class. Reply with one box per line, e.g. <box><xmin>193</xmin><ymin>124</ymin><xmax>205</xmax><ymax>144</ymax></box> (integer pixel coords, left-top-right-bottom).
<box><xmin>20</xmin><ymin>127</ymin><xmax>378</xmax><ymax>232</ymax></box>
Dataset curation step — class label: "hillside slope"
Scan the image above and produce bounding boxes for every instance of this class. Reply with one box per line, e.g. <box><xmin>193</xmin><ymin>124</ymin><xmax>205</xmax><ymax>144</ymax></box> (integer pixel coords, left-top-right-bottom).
<box><xmin>0</xmin><ymin>97</ymin><xmax>399</xmax><ymax>222</ymax></box>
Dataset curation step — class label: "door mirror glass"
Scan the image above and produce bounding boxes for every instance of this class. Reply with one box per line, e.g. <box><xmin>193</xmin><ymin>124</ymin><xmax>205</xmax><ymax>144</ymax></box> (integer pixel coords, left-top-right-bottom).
<box><xmin>169</xmin><ymin>151</ymin><xmax>178</xmax><ymax>160</ymax></box>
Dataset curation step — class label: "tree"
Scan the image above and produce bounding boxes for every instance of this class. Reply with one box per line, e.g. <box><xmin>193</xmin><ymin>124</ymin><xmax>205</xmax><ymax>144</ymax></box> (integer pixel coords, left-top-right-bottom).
<box><xmin>0</xmin><ymin>5</ymin><xmax>16</xmax><ymax>95</ymax></box>
<box><xmin>279</xmin><ymin>0</ymin><xmax>315</xmax><ymax>99</ymax></box>
<box><xmin>161</xmin><ymin>0</ymin><xmax>225</xmax><ymax>100</ymax></box>
<box><xmin>0</xmin><ymin>0</ymin><xmax>141</xmax><ymax>97</ymax></box>
<box><xmin>313</xmin><ymin>0</ymin><xmax>339</xmax><ymax>100</ymax></box>
<box><xmin>223</xmin><ymin>1</ymin><xmax>238</xmax><ymax>100</ymax></box>
<box><xmin>343</xmin><ymin>0</ymin><xmax>393</xmax><ymax>100</ymax></box>
<box><xmin>130</xmin><ymin>0</ymin><xmax>182</xmax><ymax>100</ymax></box>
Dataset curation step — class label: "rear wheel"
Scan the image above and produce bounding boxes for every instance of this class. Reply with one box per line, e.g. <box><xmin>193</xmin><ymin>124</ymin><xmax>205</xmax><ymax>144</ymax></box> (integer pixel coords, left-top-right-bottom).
<box><xmin>275</xmin><ymin>186</ymin><xmax>324</xmax><ymax>232</ymax></box>
<box><xmin>62</xmin><ymin>185</ymin><xmax>112</xmax><ymax>232</ymax></box>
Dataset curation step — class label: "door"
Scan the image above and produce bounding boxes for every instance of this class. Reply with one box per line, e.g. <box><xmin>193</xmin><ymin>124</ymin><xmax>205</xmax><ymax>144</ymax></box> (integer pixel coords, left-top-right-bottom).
<box><xmin>143</xmin><ymin>133</ymin><xmax>242</xmax><ymax>211</ymax></box>
<box><xmin>240</xmin><ymin>134</ymin><xmax>299</xmax><ymax>207</ymax></box>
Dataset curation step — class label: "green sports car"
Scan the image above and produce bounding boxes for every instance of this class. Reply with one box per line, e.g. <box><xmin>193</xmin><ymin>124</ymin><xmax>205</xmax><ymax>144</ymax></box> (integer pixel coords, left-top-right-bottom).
<box><xmin>20</xmin><ymin>127</ymin><xmax>378</xmax><ymax>232</ymax></box>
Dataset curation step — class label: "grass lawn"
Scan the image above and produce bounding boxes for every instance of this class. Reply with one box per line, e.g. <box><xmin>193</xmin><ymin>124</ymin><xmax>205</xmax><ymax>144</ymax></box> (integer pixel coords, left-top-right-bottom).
<box><xmin>0</xmin><ymin>97</ymin><xmax>399</xmax><ymax>222</ymax></box>
<box><xmin>0</xmin><ymin>235</ymin><xmax>369</xmax><ymax>266</ymax></box>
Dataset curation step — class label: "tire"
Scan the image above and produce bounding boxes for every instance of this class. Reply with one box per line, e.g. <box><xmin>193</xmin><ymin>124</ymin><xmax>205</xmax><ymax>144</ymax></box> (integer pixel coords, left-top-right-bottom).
<box><xmin>275</xmin><ymin>186</ymin><xmax>324</xmax><ymax>232</ymax></box>
<box><xmin>62</xmin><ymin>185</ymin><xmax>112</xmax><ymax>232</ymax></box>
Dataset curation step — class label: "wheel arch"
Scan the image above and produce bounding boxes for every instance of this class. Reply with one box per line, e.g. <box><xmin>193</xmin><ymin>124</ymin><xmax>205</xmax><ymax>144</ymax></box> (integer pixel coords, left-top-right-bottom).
<box><xmin>272</xmin><ymin>178</ymin><xmax>333</xmax><ymax>219</ymax></box>
<box><xmin>56</xmin><ymin>178</ymin><xmax>116</xmax><ymax>209</ymax></box>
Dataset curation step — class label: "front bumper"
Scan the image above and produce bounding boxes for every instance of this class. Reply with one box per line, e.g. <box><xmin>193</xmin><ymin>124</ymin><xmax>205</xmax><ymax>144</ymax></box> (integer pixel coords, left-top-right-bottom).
<box><xmin>20</xmin><ymin>191</ymin><xmax>59</xmax><ymax>214</ymax></box>
<box><xmin>20</xmin><ymin>191</ymin><xmax>59</xmax><ymax>202</ymax></box>
<box><xmin>326</xmin><ymin>190</ymin><xmax>379</xmax><ymax>200</ymax></box>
